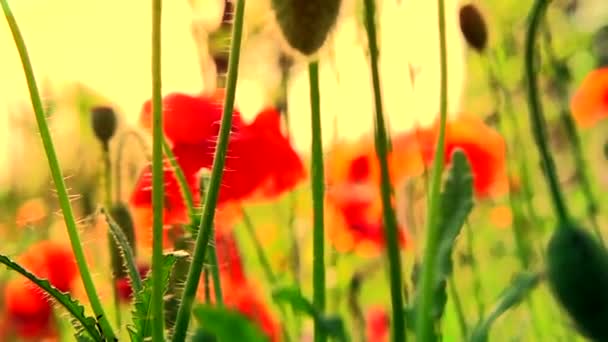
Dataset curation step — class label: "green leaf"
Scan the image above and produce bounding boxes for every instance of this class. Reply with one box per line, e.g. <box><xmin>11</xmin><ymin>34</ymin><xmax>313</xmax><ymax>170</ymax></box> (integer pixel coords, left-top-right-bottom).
<box><xmin>129</xmin><ymin>250</ymin><xmax>188</xmax><ymax>341</ymax></box>
<box><xmin>192</xmin><ymin>305</ymin><xmax>268</xmax><ymax>342</ymax></box>
<box><xmin>102</xmin><ymin>207</ymin><xmax>142</xmax><ymax>293</ymax></box>
<box><xmin>272</xmin><ymin>287</ymin><xmax>348</xmax><ymax>341</ymax></box>
<box><xmin>0</xmin><ymin>254</ymin><xmax>103</xmax><ymax>341</ymax></box>
<box><xmin>468</xmin><ymin>272</ymin><xmax>541</xmax><ymax>342</ymax></box>
<box><xmin>412</xmin><ymin>149</ymin><xmax>474</xmax><ymax>340</ymax></box>
<box><xmin>272</xmin><ymin>287</ymin><xmax>316</xmax><ymax>318</ymax></box>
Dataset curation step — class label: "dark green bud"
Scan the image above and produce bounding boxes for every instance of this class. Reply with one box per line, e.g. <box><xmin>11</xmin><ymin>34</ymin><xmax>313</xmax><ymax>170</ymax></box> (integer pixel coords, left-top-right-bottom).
<box><xmin>109</xmin><ymin>203</ymin><xmax>136</xmax><ymax>278</ymax></box>
<box><xmin>91</xmin><ymin>106</ymin><xmax>117</xmax><ymax>145</ymax></box>
<box><xmin>459</xmin><ymin>4</ymin><xmax>488</xmax><ymax>53</ymax></box>
<box><xmin>547</xmin><ymin>224</ymin><xmax>608</xmax><ymax>340</ymax></box>
<box><xmin>271</xmin><ymin>0</ymin><xmax>342</xmax><ymax>55</ymax></box>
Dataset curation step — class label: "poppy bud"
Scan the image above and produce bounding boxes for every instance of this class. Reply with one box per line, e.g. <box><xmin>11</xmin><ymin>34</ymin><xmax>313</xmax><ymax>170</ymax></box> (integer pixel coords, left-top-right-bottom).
<box><xmin>547</xmin><ymin>224</ymin><xmax>608</xmax><ymax>340</ymax></box>
<box><xmin>91</xmin><ymin>106</ymin><xmax>117</xmax><ymax>146</ymax></box>
<box><xmin>109</xmin><ymin>203</ymin><xmax>136</xmax><ymax>279</ymax></box>
<box><xmin>459</xmin><ymin>4</ymin><xmax>488</xmax><ymax>53</ymax></box>
<box><xmin>271</xmin><ymin>0</ymin><xmax>342</xmax><ymax>55</ymax></box>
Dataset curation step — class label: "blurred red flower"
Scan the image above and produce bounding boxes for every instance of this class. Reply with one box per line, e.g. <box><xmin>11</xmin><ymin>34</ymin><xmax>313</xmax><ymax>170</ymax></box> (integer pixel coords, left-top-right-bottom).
<box><xmin>570</xmin><ymin>67</ymin><xmax>608</xmax><ymax>128</ymax></box>
<box><xmin>199</xmin><ymin>230</ymin><xmax>280</xmax><ymax>342</ymax></box>
<box><xmin>366</xmin><ymin>306</ymin><xmax>390</xmax><ymax>342</ymax></box>
<box><xmin>3</xmin><ymin>280</ymin><xmax>54</xmax><ymax>340</ymax></box>
<box><xmin>131</xmin><ymin>90</ymin><xmax>305</xmax><ymax>246</ymax></box>
<box><xmin>2</xmin><ymin>241</ymin><xmax>77</xmax><ymax>340</ymax></box>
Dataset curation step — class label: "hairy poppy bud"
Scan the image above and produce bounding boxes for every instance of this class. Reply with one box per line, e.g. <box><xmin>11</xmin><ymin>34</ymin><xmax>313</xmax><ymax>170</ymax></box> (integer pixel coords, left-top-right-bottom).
<box><xmin>91</xmin><ymin>106</ymin><xmax>117</xmax><ymax>146</ymax></box>
<box><xmin>459</xmin><ymin>4</ymin><xmax>488</xmax><ymax>53</ymax></box>
<box><xmin>547</xmin><ymin>224</ymin><xmax>608</xmax><ymax>340</ymax></box>
<box><xmin>271</xmin><ymin>0</ymin><xmax>342</xmax><ymax>55</ymax></box>
<box><xmin>109</xmin><ymin>203</ymin><xmax>136</xmax><ymax>279</ymax></box>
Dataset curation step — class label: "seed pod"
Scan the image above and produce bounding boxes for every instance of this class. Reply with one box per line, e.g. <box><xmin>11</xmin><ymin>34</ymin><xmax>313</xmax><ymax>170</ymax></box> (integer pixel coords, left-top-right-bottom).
<box><xmin>91</xmin><ymin>106</ymin><xmax>117</xmax><ymax>145</ymax></box>
<box><xmin>271</xmin><ymin>0</ymin><xmax>342</xmax><ymax>55</ymax></box>
<box><xmin>459</xmin><ymin>4</ymin><xmax>488</xmax><ymax>53</ymax></box>
<box><xmin>109</xmin><ymin>203</ymin><xmax>136</xmax><ymax>279</ymax></box>
<box><xmin>547</xmin><ymin>224</ymin><xmax>608</xmax><ymax>340</ymax></box>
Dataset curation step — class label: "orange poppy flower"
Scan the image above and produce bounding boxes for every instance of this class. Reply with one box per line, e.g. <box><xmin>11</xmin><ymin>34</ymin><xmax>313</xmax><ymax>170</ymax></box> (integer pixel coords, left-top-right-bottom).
<box><xmin>415</xmin><ymin>115</ymin><xmax>508</xmax><ymax>198</ymax></box>
<box><xmin>326</xmin><ymin>139</ymin><xmax>409</xmax><ymax>256</ymax></box>
<box><xmin>570</xmin><ymin>67</ymin><xmax>608</xmax><ymax>128</ymax></box>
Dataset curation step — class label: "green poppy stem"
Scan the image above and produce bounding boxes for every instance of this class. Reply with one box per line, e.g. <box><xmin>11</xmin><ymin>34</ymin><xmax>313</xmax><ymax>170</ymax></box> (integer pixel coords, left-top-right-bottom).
<box><xmin>241</xmin><ymin>208</ymin><xmax>277</xmax><ymax>284</ymax></box>
<box><xmin>416</xmin><ymin>0</ymin><xmax>450</xmax><ymax>340</ymax></box>
<box><xmin>524</xmin><ymin>0</ymin><xmax>571</xmax><ymax>225</ymax></box>
<box><xmin>209</xmin><ymin>244</ymin><xmax>223</xmax><ymax>306</ymax></box>
<box><xmin>308</xmin><ymin>61</ymin><xmax>327</xmax><ymax>342</ymax></box>
<box><xmin>465</xmin><ymin>222</ymin><xmax>485</xmax><ymax>319</ymax></box>
<box><xmin>171</xmin><ymin>1</ymin><xmax>246</xmax><ymax>340</ymax></box>
<box><xmin>361</xmin><ymin>0</ymin><xmax>405</xmax><ymax>340</ymax></box>
<box><xmin>150</xmin><ymin>0</ymin><xmax>166</xmax><ymax>339</ymax></box>
<box><xmin>448</xmin><ymin>276</ymin><xmax>468</xmax><ymax>339</ymax></box>
<box><xmin>162</xmin><ymin>138</ymin><xmax>196</xmax><ymax>220</ymax></box>
<box><xmin>540</xmin><ymin>27</ymin><xmax>604</xmax><ymax>243</ymax></box>
<box><xmin>0</xmin><ymin>1</ymin><xmax>116</xmax><ymax>339</ymax></box>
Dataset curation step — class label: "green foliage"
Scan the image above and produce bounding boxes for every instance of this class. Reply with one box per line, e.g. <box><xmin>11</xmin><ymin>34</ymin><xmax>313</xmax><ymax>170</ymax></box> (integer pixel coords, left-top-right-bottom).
<box><xmin>0</xmin><ymin>254</ymin><xmax>104</xmax><ymax>341</ymax></box>
<box><xmin>192</xmin><ymin>305</ymin><xmax>268</xmax><ymax>342</ymax></box>
<box><xmin>469</xmin><ymin>272</ymin><xmax>541</xmax><ymax>342</ymax></box>
<box><xmin>273</xmin><ymin>287</ymin><xmax>348</xmax><ymax>341</ymax></box>
<box><xmin>547</xmin><ymin>224</ymin><xmax>608</xmax><ymax>340</ymax></box>
<box><xmin>102</xmin><ymin>206</ymin><xmax>142</xmax><ymax>292</ymax></box>
<box><xmin>410</xmin><ymin>149</ymin><xmax>474</xmax><ymax>340</ymax></box>
<box><xmin>129</xmin><ymin>250</ymin><xmax>187</xmax><ymax>341</ymax></box>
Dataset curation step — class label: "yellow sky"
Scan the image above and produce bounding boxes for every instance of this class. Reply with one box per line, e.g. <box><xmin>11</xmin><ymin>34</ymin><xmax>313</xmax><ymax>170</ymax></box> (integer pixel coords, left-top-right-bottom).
<box><xmin>0</xmin><ymin>0</ymin><xmax>467</xmax><ymax>184</ymax></box>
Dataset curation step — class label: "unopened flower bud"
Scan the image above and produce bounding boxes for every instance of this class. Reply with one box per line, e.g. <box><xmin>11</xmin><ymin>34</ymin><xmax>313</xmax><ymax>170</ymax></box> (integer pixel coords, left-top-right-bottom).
<box><xmin>271</xmin><ymin>0</ymin><xmax>342</xmax><ymax>55</ymax></box>
<box><xmin>91</xmin><ymin>106</ymin><xmax>117</xmax><ymax>146</ymax></box>
<box><xmin>459</xmin><ymin>4</ymin><xmax>488</xmax><ymax>53</ymax></box>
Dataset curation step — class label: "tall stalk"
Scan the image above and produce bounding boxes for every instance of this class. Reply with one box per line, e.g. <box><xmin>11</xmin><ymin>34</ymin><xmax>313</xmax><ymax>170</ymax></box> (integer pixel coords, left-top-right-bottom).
<box><xmin>524</xmin><ymin>0</ymin><xmax>570</xmax><ymax>224</ymax></box>
<box><xmin>415</xmin><ymin>0</ymin><xmax>450</xmax><ymax>340</ymax></box>
<box><xmin>362</xmin><ymin>0</ymin><xmax>405</xmax><ymax>340</ymax></box>
<box><xmin>308</xmin><ymin>61</ymin><xmax>327</xmax><ymax>342</ymax></box>
<box><xmin>0</xmin><ymin>1</ymin><xmax>115</xmax><ymax>339</ymax></box>
<box><xmin>150</xmin><ymin>0</ymin><xmax>166</xmax><ymax>339</ymax></box>
<box><xmin>171</xmin><ymin>1</ymin><xmax>246</xmax><ymax>340</ymax></box>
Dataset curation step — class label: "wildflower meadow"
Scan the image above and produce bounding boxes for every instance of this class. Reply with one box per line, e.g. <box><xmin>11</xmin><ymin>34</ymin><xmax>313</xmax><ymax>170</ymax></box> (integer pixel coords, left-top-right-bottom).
<box><xmin>1</xmin><ymin>0</ymin><xmax>608</xmax><ymax>341</ymax></box>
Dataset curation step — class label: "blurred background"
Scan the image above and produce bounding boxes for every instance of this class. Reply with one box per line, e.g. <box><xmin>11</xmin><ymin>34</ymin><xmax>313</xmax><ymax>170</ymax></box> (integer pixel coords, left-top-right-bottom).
<box><xmin>1</xmin><ymin>0</ymin><xmax>608</xmax><ymax>340</ymax></box>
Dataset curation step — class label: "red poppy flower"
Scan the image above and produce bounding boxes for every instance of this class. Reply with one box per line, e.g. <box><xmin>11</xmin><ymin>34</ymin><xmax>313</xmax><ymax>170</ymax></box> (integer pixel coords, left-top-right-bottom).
<box><xmin>366</xmin><ymin>306</ymin><xmax>390</xmax><ymax>342</ymax></box>
<box><xmin>414</xmin><ymin>115</ymin><xmax>508</xmax><ymax>197</ymax></box>
<box><xmin>3</xmin><ymin>279</ymin><xmax>54</xmax><ymax>339</ymax></box>
<box><xmin>215</xmin><ymin>229</ymin><xmax>246</xmax><ymax>284</ymax></box>
<box><xmin>2</xmin><ymin>241</ymin><xmax>77</xmax><ymax>340</ymax></box>
<box><xmin>130</xmin><ymin>90</ymin><xmax>305</xmax><ymax>244</ymax></box>
<box><xmin>570</xmin><ymin>67</ymin><xmax>608</xmax><ymax>128</ymax></box>
<box><xmin>19</xmin><ymin>241</ymin><xmax>78</xmax><ymax>293</ymax></box>
<box><xmin>196</xmin><ymin>229</ymin><xmax>279</xmax><ymax>342</ymax></box>
<box><xmin>224</xmin><ymin>285</ymin><xmax>281</xmax><ymax>342</ymax></box>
